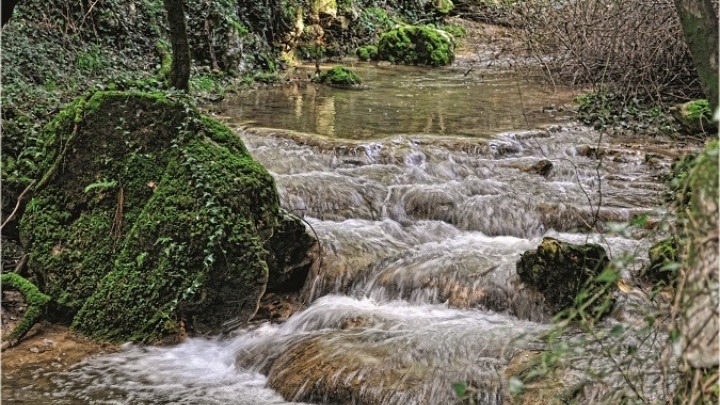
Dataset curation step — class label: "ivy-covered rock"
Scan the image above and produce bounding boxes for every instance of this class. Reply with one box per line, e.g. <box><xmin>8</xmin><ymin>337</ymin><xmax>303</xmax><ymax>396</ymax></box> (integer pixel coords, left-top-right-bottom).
<box><xmin>20</xmin><ymin>91</ymin><xmax>314</xmax><ymax>342</ymax></box>
<box><xmin>318</xmin><ymin>65</ymin><xmax>362</xmax><ymax>87</ymax></box>
<box><xmin>516</xmin><ymin>237</ymin><xmax>612</xmax><ymax>316</ymax></box>
<box><xmin>377</xmin><ymin>25</ymin><xmax>454</xmax><ymax>66</ymax></box>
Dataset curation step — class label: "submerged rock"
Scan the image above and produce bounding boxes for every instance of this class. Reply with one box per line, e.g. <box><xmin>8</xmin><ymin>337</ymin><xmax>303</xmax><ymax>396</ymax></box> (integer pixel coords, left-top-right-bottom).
<box><xmin>516</xmin><ymin>237</ymin><xmax>612</xmax><ymax>317</ymax></box>
<box><xmin>235</xmin><ymin>296</ymin><xmax>547</xmax><ymax>405</ymax></box>
<box><xmin>20</xmin><ymin>91</ymin><xmax>314</xmax><ymax>342</ymax></box>
<box><xmin>377</xmin><ymin>25</ymin><xmax>455</xmax><ymax>66</ymax></box>
<box><xmin>510</xmin><ymin>159</ymin><xmax>553</xmax><ymax>177</ymax></box>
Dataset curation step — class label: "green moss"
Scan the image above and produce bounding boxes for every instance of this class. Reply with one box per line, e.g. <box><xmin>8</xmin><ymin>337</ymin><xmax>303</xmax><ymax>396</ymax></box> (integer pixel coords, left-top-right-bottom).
<box><xmin>1</xmin><ymin>273</ymin><xmax>51</xmax><ymax>342</ymax></box>
<box><xmin>676</xmin><ymin>99</ymin><xmax>716</xmax><ymax>133</ymax></box>
<box><xmin>318</xmin><ymin>65</ymin><xmax>362</xmax><ymax>86</ymax></box>
<box><xmin>356</xmin><ymin>45</ymin><xmax>378</xmax><ymax>61</ymax></box>
<box><xmin>155</xmin><ymin>40</ymin><xmax>173</xmax><ymax>82</ymax></box>
<box><xmin>686</xmin><ymin>140</ymin><xmax>719</xmax><ymax>238</ymax></box>
<box><xmin>433</xmin><ymin>0</ymin><xmax>454</xmax><ymax>14</ymax></box>
<box><xmin>227</xmin><ymin>18</ymin><xmax>250</xmax><ymax>37</ymax></box>
<box><xmin>20</xmin><ymin>90</ymin><xmax>311</xmax><ymax>343</ymax></box>
<box><xmin>642</xmin><ymin>238</ymin><xmax>679</xmax><ymax>285</ymax></box>
<box><xmin>440</xmin><ymin>24</ymin><xmax>467</xmax><ymax>39</ymax></box>
<box><xmin>297</xmin><ymin>43</ymin><xmax>327</xmax><ymax>61</ymax></box>
<box><xmin>359</xmin><ymin>6</ymin><xmax>395</xmax><ymax>34</ymax></box>
<box><xmin>377</xmin><ymin>25</ymin><xmax>454</xmax><ymax>66</ymax></box>
<box><xmin>685</xmin><ymin>99</ymin><xmax>712</xmax><ymax>120</ymax></box>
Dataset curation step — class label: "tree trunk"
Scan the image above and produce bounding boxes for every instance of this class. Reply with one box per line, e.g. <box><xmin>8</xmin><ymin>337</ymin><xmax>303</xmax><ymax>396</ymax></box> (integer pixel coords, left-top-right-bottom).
<box><xmin>674</xmin><ymin>0</ymin><xmax>719</xmax><ymax>112</ymax></box>
<box><xmin>163</xmin><ymin>0</ymin><xmax>191</xmax><ymax>91</ymax></box>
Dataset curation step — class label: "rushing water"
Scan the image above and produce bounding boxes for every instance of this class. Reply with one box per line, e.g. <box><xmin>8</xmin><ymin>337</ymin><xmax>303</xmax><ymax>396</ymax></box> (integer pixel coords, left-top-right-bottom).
<box><xmin>4</xmin><ymin>65</ymin><xmax>681</xmax><ymax>404</ymax></box>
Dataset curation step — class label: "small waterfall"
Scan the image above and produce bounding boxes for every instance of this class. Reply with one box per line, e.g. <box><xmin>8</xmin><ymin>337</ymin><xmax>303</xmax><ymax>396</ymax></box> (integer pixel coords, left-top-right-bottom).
<box><xmin>11</xmin><ymin>67</ymin><xmax>684</xmax><ymax>405</ymax></box>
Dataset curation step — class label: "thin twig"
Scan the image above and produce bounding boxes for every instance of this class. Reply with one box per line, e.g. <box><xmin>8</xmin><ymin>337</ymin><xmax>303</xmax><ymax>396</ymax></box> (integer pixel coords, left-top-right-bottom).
<box><xmin>0</xmin><ymin>180</ymin><xmax>36</xmax><ymax>231</ymax></box>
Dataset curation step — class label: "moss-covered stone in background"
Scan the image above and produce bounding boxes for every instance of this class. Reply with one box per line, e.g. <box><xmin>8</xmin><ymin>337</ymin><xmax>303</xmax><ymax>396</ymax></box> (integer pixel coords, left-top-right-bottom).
<box><xmin>20</xmin><ymin>91</ymin><xmax>314</xmax><ymax>342</ymax></box>
<box><xmin>674</xmin><ymin>99</ymin><xmax>717</xmax><ymax>133</ymax></box>
<box><xmin>377</xmin><ymin>25</ymin><xmax>454</xmax><ymax>66</ymax></box>
<box><xmin>356</xmin><ymin>45</ymin><xmax>378</xmax><ymax>61</ymax></box>
<box><xmin>317</xmin><ymin>65</ymin><xmax>362</xmax><ymax>87</ymax></box>
<box><xmin>516</xmin><ymin>237</ymin><xmax>612</xmax><ymax>317</ymax></box>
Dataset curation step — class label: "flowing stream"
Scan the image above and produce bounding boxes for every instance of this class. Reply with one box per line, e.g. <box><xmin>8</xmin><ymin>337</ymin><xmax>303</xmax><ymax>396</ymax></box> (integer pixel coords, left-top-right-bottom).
<box><xmin>4</xmin><ymin>64</ymin><xmax>682</xmax><ymax>404</ymax></box>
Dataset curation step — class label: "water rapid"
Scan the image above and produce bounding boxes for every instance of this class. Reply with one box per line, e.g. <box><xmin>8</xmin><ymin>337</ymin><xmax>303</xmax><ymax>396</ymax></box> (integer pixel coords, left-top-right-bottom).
<box><xmin>5</xmin><ymin>66</ymin><xmax>684</xmax><ymax>404</ymax></box>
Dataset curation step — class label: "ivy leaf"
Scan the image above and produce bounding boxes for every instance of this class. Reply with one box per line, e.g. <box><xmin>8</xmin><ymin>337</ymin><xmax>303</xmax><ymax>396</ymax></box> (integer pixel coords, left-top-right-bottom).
<box><xmin>596</xmin><ymin>268</ymin><xmax>619</xmax><ymax>283</ymax></box>
<box><xmin>610</xmin><ymin>324</ymin><xmax>624</xmax><ymax>337</ymax></box>
<box><xmin>629</xmin><ymin>213</ymin><xmax>649</xmax><ymax>227</ymax></box>
<box><xmin>452</xmin><ymin>381</ymin><xmax>467</xmax><ymax>397</ymax></box>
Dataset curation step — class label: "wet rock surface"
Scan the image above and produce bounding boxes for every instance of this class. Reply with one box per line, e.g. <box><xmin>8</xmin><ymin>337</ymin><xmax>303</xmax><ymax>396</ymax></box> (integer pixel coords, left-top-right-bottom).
<box><xmin>516</xmin><ymin>237</ymin><xmax>611</xmax><ymax>316</ymax></box>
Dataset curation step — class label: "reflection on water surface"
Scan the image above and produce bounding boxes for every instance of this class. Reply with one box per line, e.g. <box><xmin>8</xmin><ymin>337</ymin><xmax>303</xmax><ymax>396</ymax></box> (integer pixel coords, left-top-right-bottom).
<box><xmin>221</xmin><ymin>63</ymin><xmax>574</xmax><ymax>139</ymax></box>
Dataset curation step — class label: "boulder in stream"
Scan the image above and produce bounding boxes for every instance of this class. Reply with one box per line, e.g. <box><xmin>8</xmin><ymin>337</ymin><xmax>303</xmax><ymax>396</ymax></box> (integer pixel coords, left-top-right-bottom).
<box><xmin>317</xmin><ymin>65</ymin><xmax>363</xmax><ymax>88</ymax></box>
<box><xmin>516</xmin><ymin>237</ymin><xmax>612</xmax><ymax>317</ymax></box>
<box><xmin>20</xmin><ymin>91</ymin><xmax>314</xmax><ymax>342</ymax></box>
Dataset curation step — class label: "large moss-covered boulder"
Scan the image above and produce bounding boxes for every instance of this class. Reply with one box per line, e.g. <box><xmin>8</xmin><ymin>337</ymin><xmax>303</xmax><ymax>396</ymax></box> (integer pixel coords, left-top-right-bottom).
<box><xmin>516</xmin><ymin>237</ymin><xmax>611</xmax><ymax>316</ymax></box>
<box><xmin>377</xmin><ymin>25</ymin><xmax>454</xmax><ymax>66</ymax></box>
<box><xmin>20</xmin><ymin>91</ymin><xmax>313</xmax><ymax>342</ymax></box>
